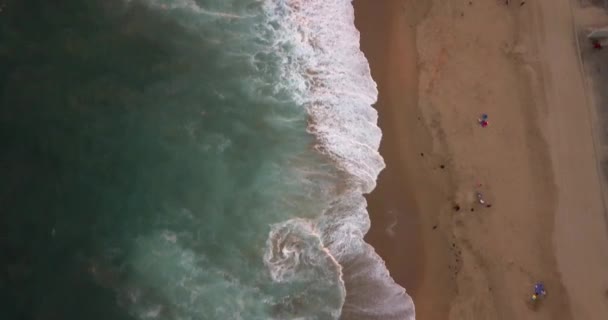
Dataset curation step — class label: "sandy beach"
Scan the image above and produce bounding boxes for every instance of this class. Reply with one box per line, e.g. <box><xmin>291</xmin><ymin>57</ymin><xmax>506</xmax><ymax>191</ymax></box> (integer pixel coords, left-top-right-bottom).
<box><xmin>354</xmin><ymin>0</ymin><xmax>608</xmax><ymax>319</ymax></box>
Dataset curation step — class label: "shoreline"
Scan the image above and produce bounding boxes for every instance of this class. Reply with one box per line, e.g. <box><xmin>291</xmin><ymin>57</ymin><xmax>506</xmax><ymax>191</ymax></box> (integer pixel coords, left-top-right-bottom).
<box><xmin>355</xmin><ymin>0</ymin><xmax>608</xmax><ymax>319</ymax></box>
<box><xmin>354</xmin><ymin>1</ymin><xmax>456</xmax><ymax>318</ymax></box>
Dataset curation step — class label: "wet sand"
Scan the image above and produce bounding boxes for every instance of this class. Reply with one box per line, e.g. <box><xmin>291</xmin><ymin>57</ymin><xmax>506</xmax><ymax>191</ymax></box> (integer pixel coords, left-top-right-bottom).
<box><xmin>355</xmin><ymin>0</ymin><xmax>608</xmax><ymax>319</ymax></box>
<box><xmin>354</xmin><ymin>1</ymin><xmax>455</xmax><ymax>318</ymax></box>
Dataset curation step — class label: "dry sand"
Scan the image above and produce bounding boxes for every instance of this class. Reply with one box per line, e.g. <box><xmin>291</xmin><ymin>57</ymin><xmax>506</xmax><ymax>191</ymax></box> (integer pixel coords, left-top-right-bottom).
<box><xmin>354</xmin><ymin>0</ymin><xmax>608</xmax><ymax>319</ymax></box>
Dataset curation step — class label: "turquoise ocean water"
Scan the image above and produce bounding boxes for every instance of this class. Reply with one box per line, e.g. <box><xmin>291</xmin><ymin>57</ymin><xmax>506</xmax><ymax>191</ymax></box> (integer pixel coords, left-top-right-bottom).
<box><xmin>0</xmin><ymin>0</ymin><xmax>414</xmax><ymax>319</ymax></box>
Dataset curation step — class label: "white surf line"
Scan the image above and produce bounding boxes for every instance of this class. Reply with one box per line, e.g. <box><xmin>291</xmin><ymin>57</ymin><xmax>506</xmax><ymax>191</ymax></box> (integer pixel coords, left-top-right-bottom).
<box><xmin>128</xmin><ymin>0</ymin><xmax>252</xmax><ymax>19</ymax></box>
<box><xmin>194</xmin><ymin>8</ymin><xmax>247</xmax><ymax>19</ymax></box>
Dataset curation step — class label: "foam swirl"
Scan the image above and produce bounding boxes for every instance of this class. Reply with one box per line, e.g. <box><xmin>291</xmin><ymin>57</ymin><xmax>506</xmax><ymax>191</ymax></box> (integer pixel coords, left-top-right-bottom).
<box><xmin>264</xmin><ymin>219</ymin><xmax>345</xmax><ymax>318</ymax></box>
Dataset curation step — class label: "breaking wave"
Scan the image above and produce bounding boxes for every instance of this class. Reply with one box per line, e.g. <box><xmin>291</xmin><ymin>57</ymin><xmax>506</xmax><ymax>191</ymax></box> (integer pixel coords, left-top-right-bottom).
<box><xmin>83</xmin><ymin>0</ymin><xmax>415</xmax><ymax>319</ymax></box>
<box><xmin>262</xmin><ymin>1</ymin><xmax>415</xmax><ymax>319</ymax></box>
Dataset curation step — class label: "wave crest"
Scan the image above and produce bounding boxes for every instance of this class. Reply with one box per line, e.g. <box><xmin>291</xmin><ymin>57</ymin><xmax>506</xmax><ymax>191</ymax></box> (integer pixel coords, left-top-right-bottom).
<box><xmin>262</xmin><ymin>0</ymin><xmax>384</xmax><ymax>192</ymax></box>
<box><xmin>262</xmin><ymin>0</ymin><xmax>415</xmax><ymax>319</ymax></box>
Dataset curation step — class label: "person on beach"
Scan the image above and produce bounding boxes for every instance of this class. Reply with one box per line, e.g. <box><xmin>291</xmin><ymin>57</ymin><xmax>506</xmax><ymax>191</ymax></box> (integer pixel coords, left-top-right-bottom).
<box><xmin>476</xmin><ymin>191</ymin><xmax>493</xmax><ymax>208</ymax></box>
<box><xmin>478</xmin><ymin>113</ymin><xmax>489</xmax><ymax>128</ymax></box>
<box><xmin>476</xmin><ymin>191</ymin><xmax>485</xmax><ymax>205</ymax></box>
<box><xmin>532</xmin><ymin>282</ymin><xmax>547</xmax><ymax>301</ymax></box>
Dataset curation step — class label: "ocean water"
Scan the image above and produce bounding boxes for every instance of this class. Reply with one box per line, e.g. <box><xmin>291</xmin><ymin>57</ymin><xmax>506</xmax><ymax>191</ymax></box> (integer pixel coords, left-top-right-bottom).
<box><xmin>0</xmin><ymin>0</ymin><xmax>415</xmax><ymax>319</ymax></box>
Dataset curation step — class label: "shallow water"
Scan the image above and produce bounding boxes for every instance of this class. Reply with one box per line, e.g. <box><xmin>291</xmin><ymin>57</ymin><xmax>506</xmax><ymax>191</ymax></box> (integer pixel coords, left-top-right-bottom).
<box><xmin>0</xmin><ymin>1</ymin><xmax>414</xmax><ymax>319</ymax></box>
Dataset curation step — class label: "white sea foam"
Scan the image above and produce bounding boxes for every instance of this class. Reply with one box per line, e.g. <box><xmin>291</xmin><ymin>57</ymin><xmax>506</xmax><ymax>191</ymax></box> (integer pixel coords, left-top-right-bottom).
<box><xmin>262</xmin><ymin>1</ymin><xmax>416</xmax><ymax>319</ymax></box>
<box><xmin>262</xmin><ymin>0</ymin><xmax>384</xmax><ymax>191</ymax></box>
<box><xmin>264</xmin><ymin>219</ymin><xmax>346</xmax><ymax>318</ymax></box>
<box><xmin>127</xmin><ymin>0</ymin><xmax>250</xmax><ymax>19</ymax></box>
